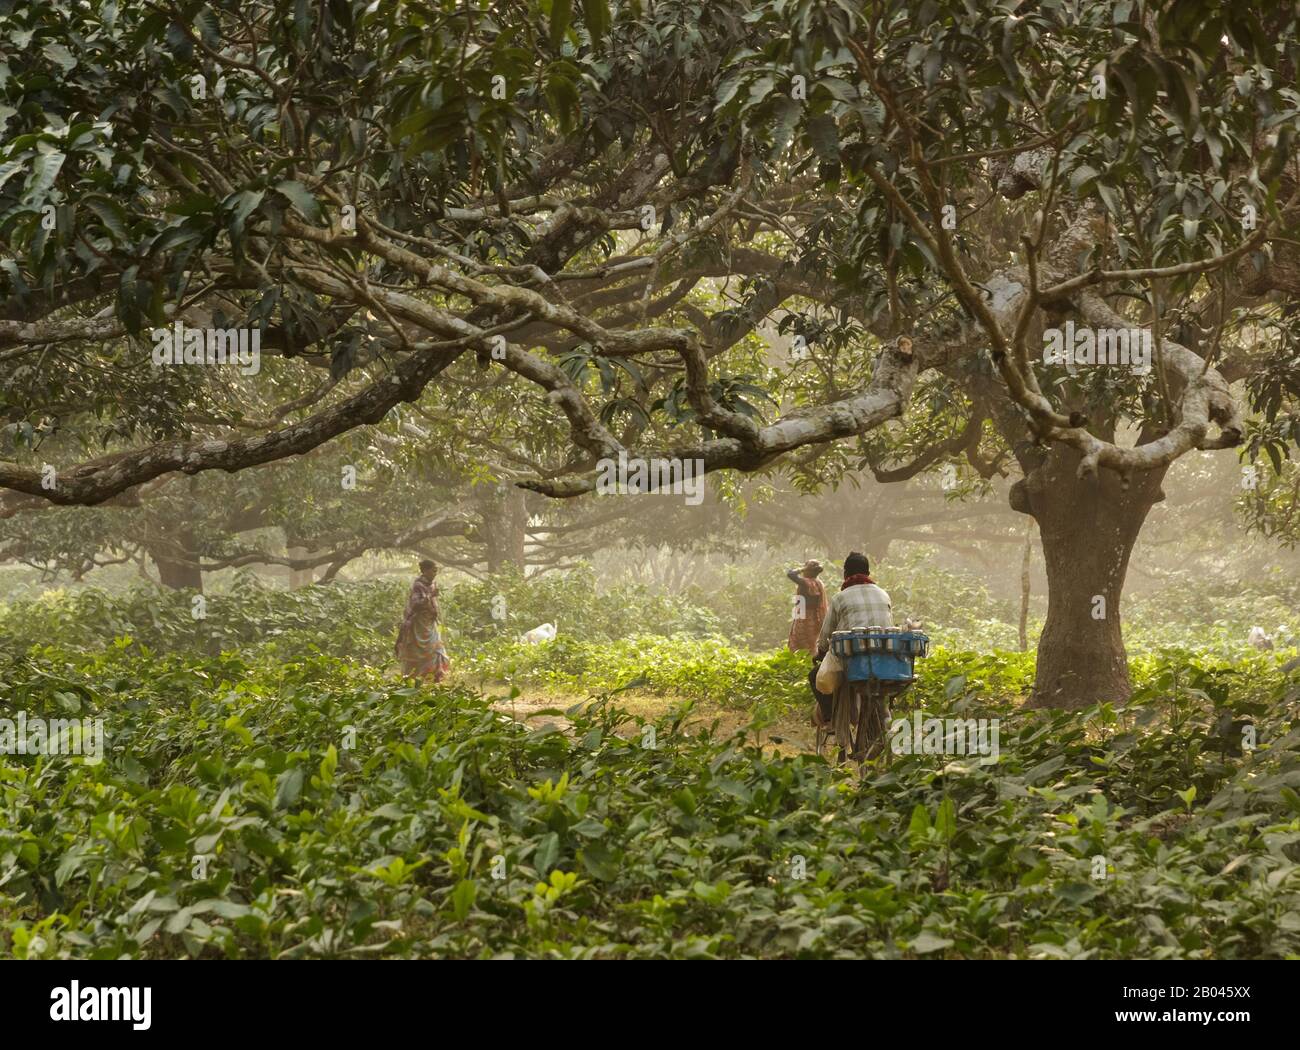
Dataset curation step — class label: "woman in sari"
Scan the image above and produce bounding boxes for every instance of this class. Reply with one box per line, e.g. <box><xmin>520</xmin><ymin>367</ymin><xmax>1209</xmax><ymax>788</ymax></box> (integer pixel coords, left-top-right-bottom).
<box><xmin>786</xmin><ymin>558</ymin><xmax>827</xmax><ymax>653</ymax></box>
<box><xmin>395</xmin><ymin>559</ymin><xmax>450</xmax><ymax>681</ymax></box>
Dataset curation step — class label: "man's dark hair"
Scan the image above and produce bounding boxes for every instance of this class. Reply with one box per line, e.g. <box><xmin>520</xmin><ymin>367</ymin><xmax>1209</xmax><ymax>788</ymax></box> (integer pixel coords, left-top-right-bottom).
<box><xmin>844</xmin><ymin>551</ymin><xmax>870</xmax><ymax>577</ymax></box>
<box><xmin>419</xmin><ymin>558</ymin><xmax>437</xmax><ymax>574</ymax></box>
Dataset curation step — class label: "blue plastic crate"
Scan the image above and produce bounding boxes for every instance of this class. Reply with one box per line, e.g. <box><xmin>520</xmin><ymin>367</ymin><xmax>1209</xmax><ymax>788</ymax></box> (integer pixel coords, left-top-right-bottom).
<box><xmin>830</xmin><ymin>629</ymin><xmax>930</xmax><ymax>682</ymax></box>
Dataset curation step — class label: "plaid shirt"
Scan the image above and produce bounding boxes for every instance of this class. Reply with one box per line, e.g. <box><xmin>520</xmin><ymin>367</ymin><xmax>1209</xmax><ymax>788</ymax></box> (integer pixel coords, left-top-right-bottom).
<box><xmin>817</xmin><ymin>583</ymin><xmax>893</xmax><ymax>651</ymax></box>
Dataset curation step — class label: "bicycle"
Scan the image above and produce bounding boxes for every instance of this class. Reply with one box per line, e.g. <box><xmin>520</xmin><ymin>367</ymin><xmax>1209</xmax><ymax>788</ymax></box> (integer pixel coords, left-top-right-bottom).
<box><xmin>816</xmin><ymin>628</ymin><xmax>929</xmax><ymax>766</ymax></box>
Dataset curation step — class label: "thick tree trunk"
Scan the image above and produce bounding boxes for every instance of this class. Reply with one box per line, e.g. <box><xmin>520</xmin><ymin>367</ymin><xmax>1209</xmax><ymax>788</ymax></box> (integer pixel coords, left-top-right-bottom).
<box><xmin>1011</xmin><ymin>445</ymin><xmax>1166</xmax><ymax>709</ymax></box>
<box><xmin>481</xmin><ymin>485</ymin><xmax>528</xmax><ymax>574</ymax></box>
<box><xmin>144</xmin><ymin>494</ymin><xmax>205</xmax><ymax>591</ymax></box>
<box><xmin>147</xmin><ymin>545</ymin><xmax>203</xmax><ymax>591</ymax></box>
<box><xmin>287</xmin><ymin>546</ymin><xmax>316</xmax><ymax>589</ymax></box>
<box><xmin>506</xmin><ymin>486</ymin><xmax>527</xmax><ymax>569</ymax></box>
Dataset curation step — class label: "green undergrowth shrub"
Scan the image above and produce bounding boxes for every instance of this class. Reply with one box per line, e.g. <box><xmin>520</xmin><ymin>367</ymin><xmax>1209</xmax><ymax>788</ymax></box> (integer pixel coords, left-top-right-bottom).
<box><xmin>461</xmin><ymin>633</ymin><xmax>812</xmax><ymax>710</ymax></box>
<box><xmin>2</xmin><ymin>643</ymin><xmax>1298</xmax><ymax>959</ymax></box>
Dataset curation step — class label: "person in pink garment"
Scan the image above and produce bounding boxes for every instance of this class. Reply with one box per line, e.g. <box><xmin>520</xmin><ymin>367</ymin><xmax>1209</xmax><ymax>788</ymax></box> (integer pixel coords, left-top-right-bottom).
<box><xmin>395</xmin><ymin>559</ymin><xmax>450</xmax><ymax>681</ymax></box>
<box><xmin>786</xmin><ymin>559</ymin><xmax>827</xmax><ymax>653</ymax></box>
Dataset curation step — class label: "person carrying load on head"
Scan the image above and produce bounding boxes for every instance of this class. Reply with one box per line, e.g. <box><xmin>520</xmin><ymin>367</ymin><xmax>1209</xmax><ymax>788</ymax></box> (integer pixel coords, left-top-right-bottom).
<box><xmin>809</xmin><ymin>552</ymin><xmax>893</xmax><ymax>736</ymax></box>
<box><xmin>785</xmin><ymin>558</ymin><xmax>827</xmax><ymax>654</ymax></box>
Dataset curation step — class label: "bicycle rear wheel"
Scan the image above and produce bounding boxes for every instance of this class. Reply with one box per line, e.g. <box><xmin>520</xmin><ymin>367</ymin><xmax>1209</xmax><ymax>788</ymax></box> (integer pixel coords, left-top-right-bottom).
<box><xmin>850</xmin><ymin>684</ymin><xmax>892</xmax><ymax>765</ymax></box>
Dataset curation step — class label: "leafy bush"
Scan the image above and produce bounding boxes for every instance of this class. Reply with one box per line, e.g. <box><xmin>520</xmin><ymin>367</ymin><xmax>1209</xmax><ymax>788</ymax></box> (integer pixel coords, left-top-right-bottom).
<box><xmin>3</xmin><ymin>642</ymin><xmax>1300</xmax><ymax>959</ymax></box>
<box><xmin>1126</xmin><ymin>579</ymin><xmax>1300</xmax><ymax>657</ymax></box>
<box><xmin>0</xmin><ymin>573</ymin><xmax>406</xmax><ymax>663</ymax></box>
<box><xmin>882</xmin><ymin>548</ymin><xmax>1022</xmax><ymax>630</ymax></box>
<box><xmin>0</xmin><ymin>568</ymin><xmax>727</xmax><ymax>661</ymax></box>
<box><xmin>462</xmin><ymin>633</ymin><xmax>811</xmax><ymax>711</ymax></box>
<box><xmin>446</xmin><ymin>567</ymin><xmax>723</xmax><ymax>643</ymax></box>
<box><xmin>680</xmin><ymin>565</ymin><xmax>794</xmax><ymax>649</ymax></box>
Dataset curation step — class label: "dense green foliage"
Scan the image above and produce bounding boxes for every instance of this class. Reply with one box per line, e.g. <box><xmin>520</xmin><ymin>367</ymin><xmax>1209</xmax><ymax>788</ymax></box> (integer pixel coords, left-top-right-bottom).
<box><xmin>3</xmin><ymin>0</ymin><xmax>1299</xmax><ymax>964</ymax></box>
<box><xmin>4</xmin><ymin>639</ymin><xmax>1299</xmax><ymax>959</ymax></box>
<box><xmin>5</xmin><ymin>557</ymin><xmax>1296</xmax><ymax>667</ymax></box>
<box><xmin>0</xmin><ymin>572</ymin><xmax>405</xmax><ymax>664</ymax></box>
<box><xmin>464</xmin><ymin>633</ymin><xmax>813</xmax><ymax>712</ymax></box>
<box><xmin>2</xmin><ymin>579</ymin><xmax>1300</xmax><ymax>959</ymax></box>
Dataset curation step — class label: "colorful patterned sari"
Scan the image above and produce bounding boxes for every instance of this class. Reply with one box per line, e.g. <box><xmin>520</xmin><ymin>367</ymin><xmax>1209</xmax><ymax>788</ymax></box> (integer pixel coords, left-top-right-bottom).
<box><xmin>395</xmin><ymin>575</ymin><xmax>450</xmax><ymax>681</ymax></box>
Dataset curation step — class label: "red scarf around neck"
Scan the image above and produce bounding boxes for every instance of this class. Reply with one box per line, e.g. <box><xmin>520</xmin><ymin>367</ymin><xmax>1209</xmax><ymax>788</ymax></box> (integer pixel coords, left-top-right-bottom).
<box><xmin>841</xmin><ymin>573</ymin><xmax>875</xmax><ymax>590</ymax></box>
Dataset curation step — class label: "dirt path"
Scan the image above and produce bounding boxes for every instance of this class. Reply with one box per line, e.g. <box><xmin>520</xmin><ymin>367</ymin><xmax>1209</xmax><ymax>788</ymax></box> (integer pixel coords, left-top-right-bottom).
<box><xmin>484</xmin><ymin>683</ymin><xmax>818</xmax><ymax>757</ymax></box>
<box><xmin>488</xmin><ymin>693</ymin><xmax>577</xmax><ymax>734</ymax></box>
